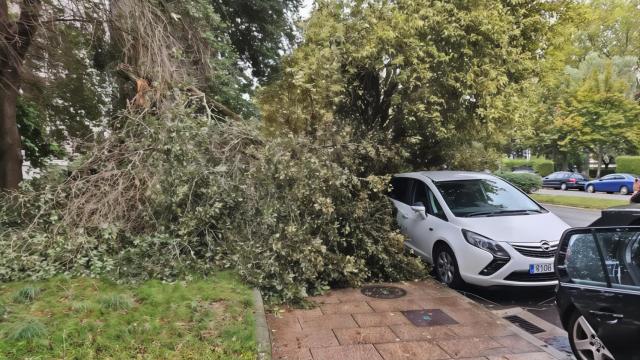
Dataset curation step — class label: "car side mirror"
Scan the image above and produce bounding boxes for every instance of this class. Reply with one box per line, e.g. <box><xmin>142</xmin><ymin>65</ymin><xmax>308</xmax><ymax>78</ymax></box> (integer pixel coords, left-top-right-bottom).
<box><xmin>410</xmin><ymin>202</ymin><xmax>427</xmax><ymax>218</ymax></box>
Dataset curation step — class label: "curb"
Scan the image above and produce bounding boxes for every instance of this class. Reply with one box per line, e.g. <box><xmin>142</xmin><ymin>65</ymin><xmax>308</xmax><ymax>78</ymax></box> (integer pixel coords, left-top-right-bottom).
<box><xmin>253</xmin><ymin>288</ymin><xmax>271</xmax><ymax>360</ymax></box>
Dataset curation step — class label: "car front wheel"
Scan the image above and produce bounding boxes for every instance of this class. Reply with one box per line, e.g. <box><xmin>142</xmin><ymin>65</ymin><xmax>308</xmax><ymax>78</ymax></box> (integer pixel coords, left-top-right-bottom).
<box><xmin>620</xmin><ymin>185</ymin><xmax>629</xmax><ymax>195</ymax></box>
<box><xmin>587</xmin><ymin>185</ymin><xmax>595</xmax><ymax>193</ymax></box>
<box><xmin>569</xmin><ymin>311</ymin><xmax>615</xmax><ymax>360</ymax></box>
<box><xmin>434</xmin><ymin>244</ymin><xmax>464</xmax><ymax>289</ymax></box>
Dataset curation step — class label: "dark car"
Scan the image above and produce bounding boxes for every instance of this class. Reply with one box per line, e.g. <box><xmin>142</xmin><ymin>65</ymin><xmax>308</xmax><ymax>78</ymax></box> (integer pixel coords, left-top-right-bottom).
<box><xmin>542</xmin><ymin>171</ymin><xmax>588</xmax><ymax>191</ymax></box>
<box><xmin>555</xmin><ymin>205</ymin><xmax>640</xmax><ymax>360</ymax></box>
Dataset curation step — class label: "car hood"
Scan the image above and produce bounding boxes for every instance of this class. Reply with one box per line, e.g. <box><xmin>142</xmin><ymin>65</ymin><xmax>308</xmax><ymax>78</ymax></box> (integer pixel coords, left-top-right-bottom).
<box><xmin>453</xmin><ymin>212</ymin><xmax>570</xmax><ymax>243</ymax></box>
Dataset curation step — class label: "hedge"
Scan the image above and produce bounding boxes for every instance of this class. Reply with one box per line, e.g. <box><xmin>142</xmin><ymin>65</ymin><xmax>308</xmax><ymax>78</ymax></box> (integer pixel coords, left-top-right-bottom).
<box><xmin>494</xmin><ymin>171</ymin><xmax>542</xmax><ymax>193</ymax></box>
<box><xmin>502</xmin><ymin>157</ymin><xmax>554</xmax><ymax>176</ymax></box>
<box><xmin>616</xmin><ymin>156</ymin><xmax>640</xmax><ymax>175</ymax></box>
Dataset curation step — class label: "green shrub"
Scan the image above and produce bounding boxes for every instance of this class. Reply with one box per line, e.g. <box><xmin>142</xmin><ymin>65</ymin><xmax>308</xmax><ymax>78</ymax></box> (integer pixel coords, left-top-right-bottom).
<box><xmin>100</xmin><ymin>294</ymin><xmax>133</xmax><ymax>311</ymax></box>
<box><xmin>616</xmin><ymin>156</ymin><xmax>640</xmax><ymax>175</ymax></box>
<box><xmin>494</xmin><ymin>171</ymin><xmax>542</xmax><ymax>193</ymax></box>
<box><xmin>5</xmin><ymin>319</ymin><xmax>47</xmax><ymax>341</ymax></box>
<box><xmin>501</xmin><ymin>157</ymin><xmax>554</xmax><ymax>176</ymax></box>
<box><xmin>12</xmin><ymin>287</ymin><xmax>40</xmax><ymax>304</ymax></box>
<box><xmin>0</xmin><ymin>96</ymin><xmax>426</xmax><ymax>304</ymax></box>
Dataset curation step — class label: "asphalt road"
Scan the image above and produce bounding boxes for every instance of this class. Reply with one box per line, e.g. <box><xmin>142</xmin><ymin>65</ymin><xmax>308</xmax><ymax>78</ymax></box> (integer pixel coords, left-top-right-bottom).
<box><xmin>458</xmin><ymin>203</ymin><xmax>601</xmax><ymax>349</ymax></box>
<box><xmin>542</xmin><ymin>204</ymin><xmax>601</xmax><ymax>227</ymax></box>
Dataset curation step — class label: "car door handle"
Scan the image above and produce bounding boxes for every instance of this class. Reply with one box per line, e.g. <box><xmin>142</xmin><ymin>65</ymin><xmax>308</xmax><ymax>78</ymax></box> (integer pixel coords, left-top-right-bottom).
<box><xmin>401</xmin><ymin>214</ymin><xmax>409</xmax><ymax>219</ymax></box>
<box><xmin>589</xmin><ymin>310</ymin><xmax>624</xmax><ymax>324</ymax></box>
<box><xmin>429</xmin><ymin>228</ymin><xmax>433</xmax><ymax>231</ymax></box>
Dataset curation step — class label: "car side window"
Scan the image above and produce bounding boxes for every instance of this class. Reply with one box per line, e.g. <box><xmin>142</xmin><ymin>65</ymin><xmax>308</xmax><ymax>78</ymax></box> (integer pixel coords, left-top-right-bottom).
<box><xmin>596</xmin><ymin>230</ymin><xmax>640</xmax><ymax>290</ymax></box>
<box><xmin>390</xmin><ymin>177</ymin><xmax>414</xmax><ymax>205</ymax></box>
<box><xmin>427</xmin><ymin>188</ymin><xmax>447</xmax><ymax>221</ymax></box>
<box><xmin>412</xmin><ymin>181</ymin><xmax>428</xmax><ymax>206</ymax></box>
<box><xmin>565</xmin><ymin>233</ymin><xmax>607</xmax><ymax>286</ymax></box>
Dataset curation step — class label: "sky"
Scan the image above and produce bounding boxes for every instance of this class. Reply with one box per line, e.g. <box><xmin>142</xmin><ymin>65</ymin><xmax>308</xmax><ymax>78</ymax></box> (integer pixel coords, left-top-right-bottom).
<box><xmin>301</xmin><ymin>0</ymin><xmax>315</xmax><ymax>19</ymax></box>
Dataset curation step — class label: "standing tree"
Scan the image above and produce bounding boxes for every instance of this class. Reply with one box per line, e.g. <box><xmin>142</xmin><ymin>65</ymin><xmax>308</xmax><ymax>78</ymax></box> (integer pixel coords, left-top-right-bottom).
<box><xmin>0</xmin><ymin>0</ymin><xmax>41</xmax><ymax>190</ymax></box>
<box><xmin>554</xmin><ymin>58</ymin><xmax>640</xmax><ymax>177</ymax></box>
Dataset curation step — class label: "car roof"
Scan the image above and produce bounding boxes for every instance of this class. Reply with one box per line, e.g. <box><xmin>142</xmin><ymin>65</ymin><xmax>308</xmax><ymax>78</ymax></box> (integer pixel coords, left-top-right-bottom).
<box><xmin>395</xmin><ymin>171</ymin><xmax>496</xmax><ymax>182</ymax></box>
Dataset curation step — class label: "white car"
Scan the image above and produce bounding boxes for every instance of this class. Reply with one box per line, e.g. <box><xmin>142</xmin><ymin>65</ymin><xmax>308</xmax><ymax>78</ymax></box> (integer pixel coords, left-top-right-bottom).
<box><xmin>389</xmin><ymin>171</ymin><xmax>570</xmax><ymax>288</ymax></box>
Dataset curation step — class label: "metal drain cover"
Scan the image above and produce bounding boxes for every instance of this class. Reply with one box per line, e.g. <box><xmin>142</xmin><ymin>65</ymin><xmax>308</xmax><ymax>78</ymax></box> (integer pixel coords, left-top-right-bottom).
<box><xmin>503</xmin><ymin>315</ymin><xmax>546</xmax><ymax>335</ymax></box>
<box><xmin>361</xmin><ymin>285</ymin><xmax>407</xmax><ymax>299</ymax></box>
<box><xmin>402</xmin><ymin>309</ymin><xmax>458</xmax><ymax>327</ymax></box>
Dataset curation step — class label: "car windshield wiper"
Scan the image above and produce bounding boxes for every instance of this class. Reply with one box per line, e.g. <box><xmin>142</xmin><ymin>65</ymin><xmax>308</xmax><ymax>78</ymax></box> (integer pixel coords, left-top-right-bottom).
<box><xmin>466</xmin><ymin>209</ymin><xmax>542</xmax><ymax>217</ymax></box>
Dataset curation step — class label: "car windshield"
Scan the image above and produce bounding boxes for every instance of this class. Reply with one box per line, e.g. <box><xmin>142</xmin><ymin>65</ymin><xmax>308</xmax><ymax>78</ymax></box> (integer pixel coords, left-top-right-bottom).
<box><xmin>434</xmin><ymin>178</ymin><xmax>544</xmax><ymax>217</ymax></box>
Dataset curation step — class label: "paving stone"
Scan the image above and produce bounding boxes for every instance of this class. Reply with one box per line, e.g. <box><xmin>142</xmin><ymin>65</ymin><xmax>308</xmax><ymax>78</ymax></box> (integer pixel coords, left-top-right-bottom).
<box><xmin>447</xmin><ymin>309</ymin><xmax>496</xmax><ymax>324</ymax></box>
<box><xmin>311</xmin><ymin>344</ymin><xmax>384</xmax><ymax>360</ymax></box>
<box><xmin>353</xmin><ymin>312</ymin><xmax>411</xmax><ymax>327</ymax></box>
<box><xmin>321</xmin><ymin>301</ymin><xmax>373</xmax><ymax>315</ymax></box>
<box><xmin>308</xmin><ymin>291</ymin><xmax>342</xmax><ymax>304</ymax></box>
<box><xmin>268</xmin><ymin>313</ymin><xmax>303</xmax><ymax>333</ymax></box>
<box><xmin>290</xmin><ymin>307</ymin><xmax>324</xmax><ymax>322</ymax></box>
<box><xmin>436</xmin><ymin>337</ymin><xmax>504</xmax><ymax>358</ymax></box>
<box><xmin>299</xmin><ymin>314</ymin><xmax>358</xmax><ymax>330</ymax></box>
<box><xmin>272</xmin><ymin>329</ymin><xmax>339</xmax><ymax>350</ymax></box>
<box><xmin>487</xmin><ymin>352</ymin><xmax>555</xmax><ymax>360</ymax></box>
<box><xmin>374</xmin><ymin>341</ymin><xmax>451</xmax><ymax>360</ymax></box>
<box><xmin>390</xmin><ymin>324</ymin><xmax>459</xmax><ymax>341</ymax></box>
<box><xmin>335</xmin><ymin>288</ymin><xmax>371</xmax><ymax>302</ymax></box>
<box><xmin>491</xmin><ymin>335</ymin><xmax>541</xmax><ymax>353</ymax></box>
<box><xmin>417</xmin><ymin>296</ymin><xmax>474</xmax><ymax>309</ymax></box>
<box><xmin>334</xmin><ymin>326</ymin><xmax>399</xmax><ymax>345</ymax></box>
<box><xmin>366</xmin><ymin>298</ymin><xmax>424</xmax><ymax>312</ymax></box>
<box><xmin>451</xmin><ymin>323</ymin><xmax>516</xmax><ymax>337</ymax></box>
<box><xmin>272</xmin><ymin>347</ymin><xmax>313</xmax><ymax>360</ymax></box>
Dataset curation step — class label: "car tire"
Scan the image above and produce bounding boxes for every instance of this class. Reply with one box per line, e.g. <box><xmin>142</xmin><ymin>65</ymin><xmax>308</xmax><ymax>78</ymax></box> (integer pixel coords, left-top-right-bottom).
<box><xmin>587</xmin><ymin>185</ymin><xmax>595</xmax><ymax>193</ymax></box>
<box><xmin>568</xmin><ymin>310</ymin><xmax>615</xmax><ymax>360</ymax></box>
<box><xmin>620</xmin><ymin>185</ymin><xmax>629</xmax><ymax>195</ymax></box>
<box><xmin>433</xmin><ymin>244</ymin><xmax>464</xmax><ymax>289</ymax></box>
<box><xmin>560</xmin><ymin>183</ymin><xmax>568</xmax><ymax>191</ymax></box>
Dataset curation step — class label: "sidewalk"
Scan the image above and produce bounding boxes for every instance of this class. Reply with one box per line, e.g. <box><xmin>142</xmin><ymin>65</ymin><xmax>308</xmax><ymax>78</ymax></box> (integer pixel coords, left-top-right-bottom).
<box><xmin>267</xmin><ymin>279</ymin><xmax>562</xmax><ymax>360</ymax></box>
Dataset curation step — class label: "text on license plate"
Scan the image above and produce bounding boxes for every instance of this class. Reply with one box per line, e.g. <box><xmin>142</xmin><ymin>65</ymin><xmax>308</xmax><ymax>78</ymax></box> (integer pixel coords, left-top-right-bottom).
<box><xmin>529</xmin><ymin>263</ymin><xmax>554</xmax><ymax>274</ymax></box>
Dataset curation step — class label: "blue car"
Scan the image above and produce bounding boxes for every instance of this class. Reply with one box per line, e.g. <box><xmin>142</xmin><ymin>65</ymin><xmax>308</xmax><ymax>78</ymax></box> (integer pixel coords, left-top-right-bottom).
<box><xmin>585</xmin><ymin>173</ymin><xmax>637</xmax><ymax>195</ymax></box>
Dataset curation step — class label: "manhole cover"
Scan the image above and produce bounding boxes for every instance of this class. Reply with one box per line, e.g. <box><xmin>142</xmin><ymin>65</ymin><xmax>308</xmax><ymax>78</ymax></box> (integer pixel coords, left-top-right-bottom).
<box><xmin>402</xmin><ymin>309</ymin><xmax>458</xmax><ymax>327</ymax></box>
<box><xmin>361</xmin><ymin>285</ymin><xmax>406</xmax><ymax>299</ymax></box>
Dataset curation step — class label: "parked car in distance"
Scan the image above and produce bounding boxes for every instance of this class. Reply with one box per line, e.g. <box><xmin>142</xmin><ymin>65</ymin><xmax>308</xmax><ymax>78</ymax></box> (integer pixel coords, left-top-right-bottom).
<box><xmin>512</xmin><ymin>166</ymin><xmax>536</xmax><ymax>174</ymax></box>
<box><xmin>542</xmin><ymin>171</ymin><xmax>588</xmax><ymax>191</ymax></box>
<box><xmin>388</xmin><ymin>171</ymin><xmax>569</xmax><ymax>288</ymax></box>
<box><xmin>585</xmin><ymin>173</ymin><xmax>637</xmax><ymax>195</ymax></box>
<box><xmin>555</xmin><ymin>208</ymin><xmax>640</xmax><ymax>359</ymax></box>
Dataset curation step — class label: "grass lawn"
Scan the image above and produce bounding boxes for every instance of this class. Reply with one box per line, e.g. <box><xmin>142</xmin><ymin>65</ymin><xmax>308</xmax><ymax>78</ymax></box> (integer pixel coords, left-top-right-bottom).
<box><xmin>0</xmin><ymin>272</ymin><xmax>256</xmax><ymax>359</ymax></box>
<box><xmin>531</xmin><ymin>194</ymin><xmax>628</xmax><ymax>209</ymax></box>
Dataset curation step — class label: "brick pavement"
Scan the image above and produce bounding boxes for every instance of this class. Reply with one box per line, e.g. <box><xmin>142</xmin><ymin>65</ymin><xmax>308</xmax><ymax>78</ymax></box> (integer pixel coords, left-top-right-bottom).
<box><xmin>267</xmin><ymin>279</ymin><xmax>560</xmax><ymax>360</ymax></box>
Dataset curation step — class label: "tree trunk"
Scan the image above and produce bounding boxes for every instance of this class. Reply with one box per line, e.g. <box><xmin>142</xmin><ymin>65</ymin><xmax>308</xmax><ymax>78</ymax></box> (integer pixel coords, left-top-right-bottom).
<box><xmin>596</xmin><ymin>148</ymin><xmax>603</xmax><ymax>178</ymax></box>
<box><xmin>0</xmin><ymin>66</ymin><xmax>23</xmax><ymax>190</ymax></box>
<box><xmin>0</xmin><ymin>0</ymin><xmax>42</xmax><ymax>190</ymax></box>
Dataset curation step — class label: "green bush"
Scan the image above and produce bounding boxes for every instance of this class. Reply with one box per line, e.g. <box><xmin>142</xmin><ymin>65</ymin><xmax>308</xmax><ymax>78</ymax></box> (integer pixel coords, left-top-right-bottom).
<box><xmin>0</xmin><ymin>96</ymin><xmax>426</xmax><ymax>304</ymax></box>
<box><xmin>501</xmin><ymin>157</ymin><xmax>554</xmax><ymax>176</ymax></box>
<box><xmin>616</xmin><ymin>156</ymin><xmax>640</xmax><ymax>175</ymax></box>
<box><xmin>494</xmin><ymin>171</ymin><xmax>542</xmax><ymax>193</ymax></box>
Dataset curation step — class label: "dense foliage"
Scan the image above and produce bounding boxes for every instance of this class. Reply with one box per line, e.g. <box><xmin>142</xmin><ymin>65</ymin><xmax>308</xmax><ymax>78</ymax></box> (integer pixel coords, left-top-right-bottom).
<box><xmin>494</xmin><ymin>171</ymin><xmax>543</xmax><ymax>194</ymax></box>
<box><xmin>1</xmin><ymin>96</ymin><xmax>425</xmax><ymax>304</ymax></box>
<box><xmin>502</xmin><ymin>158</ymin><xmax>555</xmax><ymax>177</ymax></box>
<box><xmin>615</xmin><ymin>156</ymin><xmax>640</xmax><ymax>176</ymax></box>
<box><xmin>260</xmin><ymin>0</ymin><xmax>553</xmax><ymax>170</ymax></box>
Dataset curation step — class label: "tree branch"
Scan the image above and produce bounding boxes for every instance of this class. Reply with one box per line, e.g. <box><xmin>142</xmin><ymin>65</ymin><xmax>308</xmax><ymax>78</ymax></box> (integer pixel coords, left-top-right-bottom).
<box><xmin>14</xmin><ymin>0</ymin><xmax>42</xmax><ymax>59</ymax></box>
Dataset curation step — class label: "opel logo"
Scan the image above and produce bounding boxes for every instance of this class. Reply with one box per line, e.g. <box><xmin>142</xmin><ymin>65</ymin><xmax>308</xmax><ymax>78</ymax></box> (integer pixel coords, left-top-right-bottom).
<box><xmin>540</xmin><ymin>241</ymin><xmax>551</xmax><ymax>251</ymax></box>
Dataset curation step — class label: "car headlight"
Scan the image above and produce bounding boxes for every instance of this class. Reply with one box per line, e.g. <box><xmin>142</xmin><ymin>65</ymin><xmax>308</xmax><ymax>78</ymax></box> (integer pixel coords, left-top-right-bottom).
<box><xmin>462</xmin><ymin>230</ymin><xmax>510</xmax><ymax>259</ymax></box>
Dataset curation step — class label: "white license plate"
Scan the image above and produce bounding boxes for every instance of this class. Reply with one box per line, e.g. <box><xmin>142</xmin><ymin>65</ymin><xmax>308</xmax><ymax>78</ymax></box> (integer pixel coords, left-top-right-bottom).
<box><xmin>529</xmin><ymin>263</ymin><xmax>554</xmax><ymax>274</ymax></box>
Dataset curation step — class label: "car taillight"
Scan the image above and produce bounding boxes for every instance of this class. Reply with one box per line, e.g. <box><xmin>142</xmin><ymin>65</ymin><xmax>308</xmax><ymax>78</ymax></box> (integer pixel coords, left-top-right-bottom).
<box><xmin>568</xmin><ymin>178</ymin><xmax>576</xmax><ymax>183</ymax></box>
